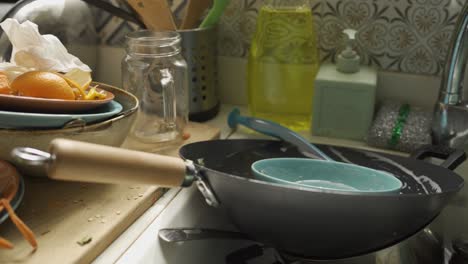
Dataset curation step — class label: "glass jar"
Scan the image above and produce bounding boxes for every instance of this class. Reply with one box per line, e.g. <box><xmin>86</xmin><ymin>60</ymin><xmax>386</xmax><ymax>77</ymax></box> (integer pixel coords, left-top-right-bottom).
<box><xmin>122</xmin><ymin>31</ymin><xmax>188</xmax><ymax>143</ymax></box>
<box><xmin>247</xmin><ymin>0</ymin><xmax>319</xmax><ymax>131</ymax></box>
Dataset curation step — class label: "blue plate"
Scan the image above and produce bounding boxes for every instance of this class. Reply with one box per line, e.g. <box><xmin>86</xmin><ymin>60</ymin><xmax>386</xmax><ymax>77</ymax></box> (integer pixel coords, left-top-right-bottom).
<box><xmin>0</xmin><ymin>174</ymin><xmax>24</xmax><ymax>224</ymax></box>
<box><xmin>252</xmin><ymin>158</ymin><xmax>403</xmax><ymax>194</ymax></box>
<box><xmin>0</xmin><ymin>100</ymin><xmax>123</xmax><ymax>129</ymax></box>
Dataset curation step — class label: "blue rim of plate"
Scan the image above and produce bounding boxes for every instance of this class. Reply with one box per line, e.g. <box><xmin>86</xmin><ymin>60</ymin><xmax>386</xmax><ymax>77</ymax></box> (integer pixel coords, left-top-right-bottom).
<box><xmin>0</xmin><ymin>174</ymin><xmax>25</xmax><ymax>224</ymax></box>
<box><xmin>0</xmin><ymin>100</ymin><xmax>123</xmax><ymax>129</ymax></box>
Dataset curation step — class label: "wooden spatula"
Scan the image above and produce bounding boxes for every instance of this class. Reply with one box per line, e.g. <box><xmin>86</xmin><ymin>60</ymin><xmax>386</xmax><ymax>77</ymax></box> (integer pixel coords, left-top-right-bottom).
<box><xmin>180</xmin><ymin>0</ymin><xmax>212</xmax><ymax>29</ymax></box>
<box><xmin>126</xmin><ymin>0</ymin><xmax>177</xmax><ymax>31</ymax></box>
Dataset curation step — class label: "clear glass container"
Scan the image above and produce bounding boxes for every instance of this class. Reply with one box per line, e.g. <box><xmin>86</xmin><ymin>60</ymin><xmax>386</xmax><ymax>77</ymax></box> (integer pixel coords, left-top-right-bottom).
<box><xmin>122</xmin><ymin>31</ymin><xmax>188</xmax><ymax>143</ymax></box>
<box><xmin>247</xmin><ymin>0</ymin><xmax>320</xmax><ymax>131</ymax></box>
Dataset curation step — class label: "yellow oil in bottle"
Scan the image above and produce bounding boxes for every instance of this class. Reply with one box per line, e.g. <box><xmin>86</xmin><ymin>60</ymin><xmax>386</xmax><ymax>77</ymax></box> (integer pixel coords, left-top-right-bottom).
<box><xmin>247</xmin><ymin>5</ymin><xmax>319</xmax><ymax>131</ymax></box>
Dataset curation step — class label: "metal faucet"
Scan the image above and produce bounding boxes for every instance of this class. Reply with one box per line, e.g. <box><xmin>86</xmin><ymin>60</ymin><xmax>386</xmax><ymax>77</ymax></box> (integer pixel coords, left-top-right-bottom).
<box><xmin>432</xmin><ymin>2</ymin><xmax>468</xmax><ymax>149</ymax></box>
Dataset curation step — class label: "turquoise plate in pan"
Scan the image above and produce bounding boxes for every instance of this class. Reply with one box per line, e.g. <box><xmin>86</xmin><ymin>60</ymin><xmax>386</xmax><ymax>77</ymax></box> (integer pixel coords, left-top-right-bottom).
<box><xmin>0</xmin><ymin>100</ymin><xmax>122</xmax><ymax>129</ymax></box>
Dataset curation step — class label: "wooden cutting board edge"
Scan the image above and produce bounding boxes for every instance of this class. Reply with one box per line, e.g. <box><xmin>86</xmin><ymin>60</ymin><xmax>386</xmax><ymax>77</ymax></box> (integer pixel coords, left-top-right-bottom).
<box><xmin>0</xmin><ymin>121</ymin><xmax>220</xmax><ymax>264</ymax></box>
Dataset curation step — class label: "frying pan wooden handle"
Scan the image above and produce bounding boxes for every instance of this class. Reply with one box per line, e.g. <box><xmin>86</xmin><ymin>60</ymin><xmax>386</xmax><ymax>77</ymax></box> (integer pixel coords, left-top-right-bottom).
<box><xmin>47</xmin><ymin>139</ymin><xmax>187</xmax><ymax>186</ymax></box>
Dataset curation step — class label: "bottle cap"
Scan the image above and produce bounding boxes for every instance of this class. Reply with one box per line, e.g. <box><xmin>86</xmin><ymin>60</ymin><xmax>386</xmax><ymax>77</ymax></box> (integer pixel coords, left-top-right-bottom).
<box><xmin>337</xmin><ymin>29</ymin><xmax>360</xmax><ymax>73</ymax></box>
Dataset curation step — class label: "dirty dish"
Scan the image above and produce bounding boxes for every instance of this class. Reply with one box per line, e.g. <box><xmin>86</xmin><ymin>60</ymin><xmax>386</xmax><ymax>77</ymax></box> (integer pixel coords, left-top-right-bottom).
<box><xmin>11</xmin><ymin>138</ymin><xmax>465</xmax><ymax>259</ymax></box>
<box><xmin>0</xmin><ymin>100</ymin><xmax>122</xmax><ymax>129</ymax></box>
<box><xmin>0</xmin><ymin>83</ymin><xmax>138</xmax><ymax>178</ymax></box>
<box><xmin>0</xmin><ymin>87</ymin><xmax>114</xmax><ymax>114</ymax></box>
<box><xmin>228</xmin><ymin>108</ymin><xmax>402</xmax><ymax>193</ymax></box>
<box><xmin>252</xmin><ymin>158</ymin><xmax>402</xmax><ymax>193</ymax></box>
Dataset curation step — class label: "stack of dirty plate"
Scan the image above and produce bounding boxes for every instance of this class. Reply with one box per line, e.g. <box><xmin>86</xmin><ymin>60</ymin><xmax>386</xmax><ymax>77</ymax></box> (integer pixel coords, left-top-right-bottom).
<box><xmin>0</xmin><ymin>85</ymin><xmax>121</xmax><ymax>129</ymax></box>
<box><xmin>0</xmin><ymin>83</ymin><xmax>139</xmax><ymax>171</ymax></box>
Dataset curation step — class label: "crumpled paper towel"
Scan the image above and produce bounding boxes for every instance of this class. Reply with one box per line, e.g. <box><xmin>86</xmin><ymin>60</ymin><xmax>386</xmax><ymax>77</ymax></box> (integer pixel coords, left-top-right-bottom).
<box><xmin>0</xmin><ymin>18</ymin><xmax>91</xmax><ymax>75</ymax></box>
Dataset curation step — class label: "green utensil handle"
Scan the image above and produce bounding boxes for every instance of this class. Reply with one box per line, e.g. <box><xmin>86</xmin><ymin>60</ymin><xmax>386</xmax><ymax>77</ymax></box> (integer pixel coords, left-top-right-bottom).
<box><xmin>199</xmin><ymin>0</ymin><xmax>230</xmax><ymax>28</ymax></box>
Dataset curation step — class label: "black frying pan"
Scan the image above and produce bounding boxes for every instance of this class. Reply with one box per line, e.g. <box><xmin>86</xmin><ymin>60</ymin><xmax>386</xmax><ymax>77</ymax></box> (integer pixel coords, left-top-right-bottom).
<box><xmin>179</xmin><ymin>139</ymin><xmax>465</xmax><ymax>259</ymax></box>
<box><xmin>12</xmin><ymin>138</ymin><xmax>465</xmax><ymax>259</ymax></box>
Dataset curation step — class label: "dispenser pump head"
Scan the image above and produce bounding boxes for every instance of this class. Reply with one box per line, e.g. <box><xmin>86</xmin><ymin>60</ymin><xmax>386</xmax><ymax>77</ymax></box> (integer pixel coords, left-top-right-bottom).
<box><xmin>337</xmin><ymin>29</ymin><xmax>360</xmax><ymax>73</ymax></box>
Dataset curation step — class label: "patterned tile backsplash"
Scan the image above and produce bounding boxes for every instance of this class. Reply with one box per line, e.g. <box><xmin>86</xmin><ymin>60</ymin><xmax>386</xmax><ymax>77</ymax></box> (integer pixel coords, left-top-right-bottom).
<box><xmin>98</xmin><ymin>0</ymin><xmax>466</xmax><ymax>76</ymax></box>
<box><xmin>217</xmin><ymin>0</ymin><xmax>466</xmax><ymax>76</ymax></box>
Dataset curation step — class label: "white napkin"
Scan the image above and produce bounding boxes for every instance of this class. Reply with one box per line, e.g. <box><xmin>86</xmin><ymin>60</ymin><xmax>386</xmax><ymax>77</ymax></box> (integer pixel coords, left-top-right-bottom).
<box><xmin>0</xmin><ymin>18</ymin><xmax>91</xmax><ymax>74</ymax></box>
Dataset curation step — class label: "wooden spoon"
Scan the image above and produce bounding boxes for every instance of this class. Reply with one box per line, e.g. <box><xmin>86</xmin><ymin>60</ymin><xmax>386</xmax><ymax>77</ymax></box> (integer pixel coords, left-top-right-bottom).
<box><xmin>180</xmin><ymin>0</ymin><xmax>212</xmax><ymax>29</ymax></box>
<box><xmin>126</xmin><ymin>0</ymin><xmax>177</xmax><ymax>31</ymax></box>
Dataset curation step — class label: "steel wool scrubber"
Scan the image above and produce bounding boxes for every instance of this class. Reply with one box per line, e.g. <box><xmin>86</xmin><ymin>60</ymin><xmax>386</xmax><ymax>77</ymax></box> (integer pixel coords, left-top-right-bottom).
<box><xmin>367</xmin><ymin>102</ymin><xmax>433</xmax><ymax>153</ymax></box>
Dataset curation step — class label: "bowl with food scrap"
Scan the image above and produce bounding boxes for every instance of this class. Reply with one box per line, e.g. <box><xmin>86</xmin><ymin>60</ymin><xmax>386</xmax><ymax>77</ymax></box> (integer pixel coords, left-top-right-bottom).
<box><xmin>0</xmin><ymin>81</ymin><xmax>139</xmax><ymax>177</ymax></box>
<box><xmin>0</xmin><ymin>69</ymin><xmax>115</xmax><ymax>113</ymax></box>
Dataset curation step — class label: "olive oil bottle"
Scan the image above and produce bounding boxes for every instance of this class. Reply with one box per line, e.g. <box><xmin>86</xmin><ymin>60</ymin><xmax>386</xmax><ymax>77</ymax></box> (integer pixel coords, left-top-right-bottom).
<box><xmin>247</xmin><ymin>0</ymin><xmax>319</xmax><ymax>131</ymax></box>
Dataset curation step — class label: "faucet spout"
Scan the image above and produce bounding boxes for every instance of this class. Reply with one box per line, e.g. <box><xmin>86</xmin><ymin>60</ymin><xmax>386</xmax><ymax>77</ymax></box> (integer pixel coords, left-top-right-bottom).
<box><xmin>439</xmin><ymin>3</ymin><xmax>468</xmax><ymax>105</ymax></box>
<box><xmin>432</xmin><ymin>2</ymin><xmax>468</xmax><ymax>148</ymax></box>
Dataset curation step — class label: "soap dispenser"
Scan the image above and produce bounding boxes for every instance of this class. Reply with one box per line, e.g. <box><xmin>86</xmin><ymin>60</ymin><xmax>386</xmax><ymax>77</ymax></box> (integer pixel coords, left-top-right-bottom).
<box><xmin>312</xmin><ymin>29</ymin><xmax>377</xmax><ymax>140</ymax></box>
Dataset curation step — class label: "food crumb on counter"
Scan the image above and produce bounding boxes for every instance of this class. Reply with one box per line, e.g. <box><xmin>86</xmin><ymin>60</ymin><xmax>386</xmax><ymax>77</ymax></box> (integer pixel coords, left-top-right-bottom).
<box><xmin>115</xmin><ymin>210</ymin><xmax>121</xmax><ymax>215</ymax></box>
<box><xmin>138</xmin><ymin>193</ymin><xmax>143</xmax><ymax>197</ymax></box>
<box><xmin>41</xmin><ymin>230</ymin><xmax>50</xmax><ymax>236</ymax></box>
<box><xmin>182</xmin><ymin>132</ymin><xmax>191</xmax><ymax>140</ymax></box>
<box><xmin>77</xmin><ymin>235</ymin><xmax>92</xmax><ymax>246</ymax></box>
<box><xmin>128</xmin><ymin>186</ymin><xmax>134</xmax><ymax>189</ymax></box>
<box><xmin>95</xmin><ymin>214</ymin><xmax>101</xmax><ymax>218</ymax></box>
<box><xmin>87</xmin><ymin>218</ymin><xmax>94</xmax><ymax>222</ymax></box>
<box><xmin>100</xmin><ymin>219</ymin><xmax>106</xmax><ymax>224</ymax></box>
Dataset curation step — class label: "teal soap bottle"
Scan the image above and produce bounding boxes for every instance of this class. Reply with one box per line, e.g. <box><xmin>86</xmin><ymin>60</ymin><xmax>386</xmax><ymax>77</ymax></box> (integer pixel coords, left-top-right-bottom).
<box><xmin>312</xmin><ymin>29</ymin><xmax>377</xmax><ymax>140</ymax></box>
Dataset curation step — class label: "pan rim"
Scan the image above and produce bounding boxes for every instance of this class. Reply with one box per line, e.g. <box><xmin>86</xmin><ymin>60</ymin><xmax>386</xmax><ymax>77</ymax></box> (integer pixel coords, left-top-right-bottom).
<box><xmin>179</xmin><ymin>139</ymin><xmax>464</xmax><ymax>198</ymax></box>
<box><xmin>197</xmin><ymin>164</ymin><xmax>462</xmax><ymax>197</ymax></box>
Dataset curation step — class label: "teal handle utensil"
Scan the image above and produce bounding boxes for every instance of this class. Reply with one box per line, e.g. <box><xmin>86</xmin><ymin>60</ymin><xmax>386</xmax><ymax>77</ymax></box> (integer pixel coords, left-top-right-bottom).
<box><xmin>227</xmin><ymin>108</ymin><xmax>403</xmax><ymax>193</ymax></box>
<box><xmin>199</xmin><ymin>0</ymin><xmax>230</xmax><ymax>28</ymax></box>
<box><xmin>227</xmin><ymin>108</ymin><xmax>332</xmax><ymax>161</ymax></box>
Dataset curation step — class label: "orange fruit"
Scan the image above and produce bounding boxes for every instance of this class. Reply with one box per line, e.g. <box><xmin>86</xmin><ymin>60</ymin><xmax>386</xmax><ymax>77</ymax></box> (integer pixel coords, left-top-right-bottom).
<box><xmin>0</xmin><ymin>71</ymin><xmax>12</xmax><ymax>95</ymax></box>
<box><xmin>0</xmin><ymin>87</ymin><xmax>11</xmax><ymax>95</ymax></box>
<box><xmin>11</xmin><ymin>71</ymin><xmax>75</xmax><ymax>100</ymax></box>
